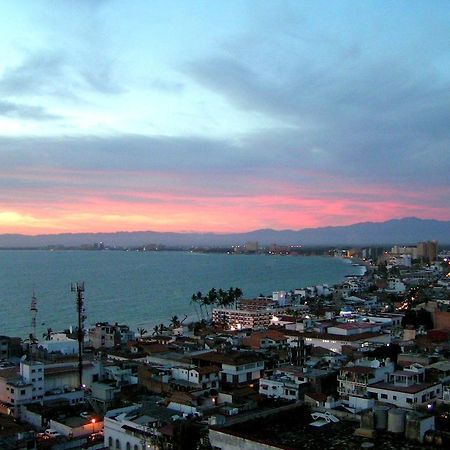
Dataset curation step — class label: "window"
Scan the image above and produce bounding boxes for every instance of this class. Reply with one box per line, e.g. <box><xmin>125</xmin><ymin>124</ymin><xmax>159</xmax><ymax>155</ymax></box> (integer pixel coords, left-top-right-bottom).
<box><xmin>380</xmin><ymin>394</ymin><xmax>388</xmax><ymax>399</ymax></box>
<box><xmin>393</xmin><ymin>395</ymin><xmax>397</xmax><ymax>400</ymax></box>
<box><xmin>406</xmin><ymin>398</ymin><xmax>413</xmax><ymax>404</ymax></box>
<box><xmin>126</xmin><ymin>443</ymin><xmax>131</xmax><ymax>450</ymax></box>
<box><xmin>116</xmin><ymin>439</ymin><xmax>121</xmax><ymax>449</ymax></box>
<box><xmin>108</xmin><ymin>437</ymin><xmax>113</xmax><ymax>447</ymax></box>
<box><xmin>10</xmin><ymin>388</ymin><xmax>14</xmax><ymax>394</ymax></box>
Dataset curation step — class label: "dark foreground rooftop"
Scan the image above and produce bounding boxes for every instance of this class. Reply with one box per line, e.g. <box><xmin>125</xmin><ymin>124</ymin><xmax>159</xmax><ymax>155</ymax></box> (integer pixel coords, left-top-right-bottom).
<box><xmin>220</xmin><ymin>405</ymin><xmax>441</xmax><ymax>449</ymax></box>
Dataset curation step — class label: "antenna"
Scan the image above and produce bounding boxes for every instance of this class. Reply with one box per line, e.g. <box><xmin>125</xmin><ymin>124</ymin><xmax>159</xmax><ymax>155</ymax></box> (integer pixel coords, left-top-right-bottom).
<box><xmin>30</xmin><ymin>291</ymin><xmax>38</xmax><ymax>360</ymax></box>
<box><xmin>71</xmin><ymin>282</ymin><xmax>86</xmax><ymax>388</ymax></box>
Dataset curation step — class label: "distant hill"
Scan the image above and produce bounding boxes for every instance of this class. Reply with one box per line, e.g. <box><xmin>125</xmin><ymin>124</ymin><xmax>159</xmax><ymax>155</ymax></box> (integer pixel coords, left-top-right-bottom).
<box><xmin>0</xmin><ymin>217</ymin><xmax>449</xmax><ymax>248</ymax></box>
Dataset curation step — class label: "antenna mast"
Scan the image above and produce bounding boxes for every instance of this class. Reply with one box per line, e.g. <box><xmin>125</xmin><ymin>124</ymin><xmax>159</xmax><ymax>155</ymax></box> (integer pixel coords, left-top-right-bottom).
<box><xmin>71</xmin><ymin>282</ymin><xmax>86</xmax><ymax>388</ymax></box>
<box><xmin>30</xmin><ymin>291</ymin><xmax>38</xmax><ymax>360</ymax></box>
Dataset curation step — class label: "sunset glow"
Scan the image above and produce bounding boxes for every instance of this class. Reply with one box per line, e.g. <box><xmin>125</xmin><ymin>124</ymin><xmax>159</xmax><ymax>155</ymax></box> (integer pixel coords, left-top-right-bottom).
<box><xmin>1</xmin><ymin>1</ymin><xmax>449</xmax><ymax>235</ymax></box>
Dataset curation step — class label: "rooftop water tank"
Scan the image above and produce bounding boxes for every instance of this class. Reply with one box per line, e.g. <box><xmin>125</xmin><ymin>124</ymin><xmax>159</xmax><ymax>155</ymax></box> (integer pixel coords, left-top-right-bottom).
<box><xmin>387</xmin><ymin>408</ymin><xmax>406</xmax><ymax>433</ymax></box>
<box><xmin>374</xmin><ymin>405</ymin><xmax>389</xmax><ymax>430</ymax></box>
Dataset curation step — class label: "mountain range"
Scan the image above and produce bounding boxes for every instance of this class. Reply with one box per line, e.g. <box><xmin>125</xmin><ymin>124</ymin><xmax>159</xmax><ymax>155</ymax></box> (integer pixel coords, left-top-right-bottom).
<box><xmin>0</xmin><ymin>217</ymin><xmax>449</xmax><ymax>248</ymax></box>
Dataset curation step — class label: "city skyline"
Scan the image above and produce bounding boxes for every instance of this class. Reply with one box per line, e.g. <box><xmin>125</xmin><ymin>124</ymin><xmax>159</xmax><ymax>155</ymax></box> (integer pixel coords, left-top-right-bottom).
<box><xmin>1</xmin><ymin>1</ymin><xmax>449</xmax><ymax>234</ymax></box>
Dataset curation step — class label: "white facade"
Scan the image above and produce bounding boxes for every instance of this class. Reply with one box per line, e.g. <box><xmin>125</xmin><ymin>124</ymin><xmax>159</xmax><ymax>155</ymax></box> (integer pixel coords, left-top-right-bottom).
<box><xmin>367</xmin><ymin>365</ymin><xmax>442</xmax><ymax>409</ymax></box>
<box><xmin>259</xmin><ymin>367</ymin><xmax>308</xmax><ymax>400</ymax></box>
<box><xmin>300</xmin><ymin>332</ymin><xmax>390</xmax><ymax>354</ymax></box>
<box><xmin>0</xmin><ymin>360</ymin><xmax>45</xmax><ymax>418</ymax></box>
<box><xmin>212</xmin><ymin>308</ymin><xmax>272</xmax><ymax>329</ymax></box>
<box><xmin>367</xmin><ymin>382</ymin><xmax>442</xmax><ymax>409</ymax></box>
<box><xmin>171</xmin><ymin>366</ymin><xmax>219</xmax><ymax>391</ymax></box>
<box><xmin>221</xmin><ymin>361</ymin><xmax>264</xmax><ymax>385</ymax></box>
<box><xmin>39</xmin><ymin>334</ymin><xmax>78</xmax><ymax>355</ymax></box>
<box><xmin>386</xmin><ymin>278</ymin><xmax>407</xmax><ymax>294</ymax></box>
<box><xmin>104</xmin><ymin>406</ymin><xmax>160</xmax><ymax>450</ymax></box>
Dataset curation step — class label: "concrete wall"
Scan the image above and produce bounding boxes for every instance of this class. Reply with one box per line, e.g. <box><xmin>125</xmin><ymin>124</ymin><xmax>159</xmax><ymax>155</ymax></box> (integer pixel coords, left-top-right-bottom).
<box><xmin>209</xmin><ymin>429</ymin><xmax>283</xmax><ymax>450</ymax></box>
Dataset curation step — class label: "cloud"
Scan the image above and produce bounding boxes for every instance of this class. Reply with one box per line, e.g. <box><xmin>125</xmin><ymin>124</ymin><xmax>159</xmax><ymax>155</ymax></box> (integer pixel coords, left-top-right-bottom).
<box><xmin>0</xmin><ymin>49</ymin><xmax>123</xmax><ymax>98</ymax></box>
<box><xmin>0</xmin><ymin>100</ymin><xmax>59</xmax><ymax>120</ymax></box>
<box><xmin>185</xmin><ymin>36</ymin><xmax>450</xmax><ymax>185</ymax></box>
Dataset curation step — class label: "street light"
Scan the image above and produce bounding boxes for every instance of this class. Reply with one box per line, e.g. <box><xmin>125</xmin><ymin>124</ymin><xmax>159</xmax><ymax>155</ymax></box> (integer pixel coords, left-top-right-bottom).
<box><xmin>91</xmin><ymin>418</ymin><xmax>96</xmax><ymax>434</ymax></box>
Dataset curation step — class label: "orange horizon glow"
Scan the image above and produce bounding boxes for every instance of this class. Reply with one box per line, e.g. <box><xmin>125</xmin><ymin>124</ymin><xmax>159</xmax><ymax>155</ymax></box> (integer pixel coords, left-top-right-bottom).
<box><xmin>1</xmin><ymin>190</ymin><xmax>449</xmax><ymax>236</ymax></box>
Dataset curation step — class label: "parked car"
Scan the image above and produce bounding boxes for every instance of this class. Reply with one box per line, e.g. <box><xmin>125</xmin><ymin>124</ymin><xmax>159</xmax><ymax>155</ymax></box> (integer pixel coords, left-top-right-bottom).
<box><xmin>44</xmin><ymin>429</ymin><xmax>61</xmax><ymax>438</ymax></box>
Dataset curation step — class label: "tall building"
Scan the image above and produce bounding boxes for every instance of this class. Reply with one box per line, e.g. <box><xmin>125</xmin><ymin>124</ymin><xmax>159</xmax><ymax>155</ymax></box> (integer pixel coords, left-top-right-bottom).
<box><xmin>417</xmin><ymin>241</ymin><xmax>438</xmax><ymax>262</ymax></box>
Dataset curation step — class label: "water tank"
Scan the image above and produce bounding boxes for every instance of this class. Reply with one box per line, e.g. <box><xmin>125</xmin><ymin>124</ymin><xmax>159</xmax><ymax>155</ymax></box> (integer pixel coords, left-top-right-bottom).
<box><xmin>387</xmin><ymin>409</ymin><xmax>406</xmax><ymax>433</ymax></box>
<box><xmin>405</xmin><ymin>412</ymin><xmax>419</xmax><ymax>441</ymax></box>
<box><xmin>374</xmin><ymin>406</ymin><xmax>389</xmax><ymax>430</ymax></box>
<box><xmin>361</xmin><ymin>410</ymin><xmax>375</xmax><ymax>430</ymax></box>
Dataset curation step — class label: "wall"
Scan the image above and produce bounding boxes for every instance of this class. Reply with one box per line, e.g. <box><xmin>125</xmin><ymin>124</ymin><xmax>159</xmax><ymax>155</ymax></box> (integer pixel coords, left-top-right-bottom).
<box><xmin>209</xmin><ymin>429</ymin><xmax>283</xmax><ymax>450</ymax></box>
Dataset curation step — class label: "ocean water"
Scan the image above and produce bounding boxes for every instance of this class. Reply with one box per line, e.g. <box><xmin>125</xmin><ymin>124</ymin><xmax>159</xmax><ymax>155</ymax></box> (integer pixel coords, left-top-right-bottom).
<box><xmin>0</xmin><ymin>250</ymin><xmax>362</xmax><ymax>338</ymax></box>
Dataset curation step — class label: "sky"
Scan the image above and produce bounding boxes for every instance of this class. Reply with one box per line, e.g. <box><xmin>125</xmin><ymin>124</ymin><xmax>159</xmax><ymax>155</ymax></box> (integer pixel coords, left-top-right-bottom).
<box><xmin>0</xmin><ymin>0</ymin><xmax>449</xmax><ymax>234</ymax></box>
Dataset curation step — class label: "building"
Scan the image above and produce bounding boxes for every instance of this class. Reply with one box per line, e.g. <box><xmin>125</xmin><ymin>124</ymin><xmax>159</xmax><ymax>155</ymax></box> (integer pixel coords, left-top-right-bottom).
<box><xmin>367</xmin><ymin>364</ymin><xmax>442</xmax><ymax>409</ymax></box>
<box><xmin>104</xmin><ymin>404</ymin><xmax>171</xmax><ymax>450</ymax></box>
<box><xmin>259</xmin><ymin>366</ymin><xmax>309</xmax><ymax>401</ymax></box>
<box><xmin>88</xmin><ymin>322</ymin><xmax>135</xmax><ymax>349</ymax></box>
<box><xmin>171</xmin><ymin>365</ymin><xmax>220</xmax><ymax>392</ymax></box>
<box><xmin>192</xmin><ymin>351</ymin><xmax>264</xmax><ymax>387</ymax></box>
<box><xmin>338</xmin><ymin>358</ymin><xmax>395</xmax><ymax>398</ymax></box>
<box><xmin>417</xmin><ymin>241</ymin><xmax>438</xmax><ymax>262</ymax></box>
<box><xmin>212</xmin><ymin>308</ymin><xmax>272</xmax><ymax>330</ymax></box>
<box><xmin>0</xmin><ymin>360</ymin><xmax>44</xmax><ymax>418</ymax></box>
<box><xmin>39</xmin><ymin>333</ymin><xmax>78</xmax><ymax>355</ymax></box>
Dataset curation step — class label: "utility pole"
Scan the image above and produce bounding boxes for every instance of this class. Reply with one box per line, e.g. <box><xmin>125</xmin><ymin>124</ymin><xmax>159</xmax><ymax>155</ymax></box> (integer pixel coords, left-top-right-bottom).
<box><xmin>71</xmin><ymin>282</ymin><xmax>86</xmax><ymax>388</ymax></box>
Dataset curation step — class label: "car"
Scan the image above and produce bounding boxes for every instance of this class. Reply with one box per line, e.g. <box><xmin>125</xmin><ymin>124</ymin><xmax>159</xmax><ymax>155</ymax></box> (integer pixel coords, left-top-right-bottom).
<box><xmin>44</xmin><ymin>429</ymin><xmax>61</xmax><ymax>438</ymax></box>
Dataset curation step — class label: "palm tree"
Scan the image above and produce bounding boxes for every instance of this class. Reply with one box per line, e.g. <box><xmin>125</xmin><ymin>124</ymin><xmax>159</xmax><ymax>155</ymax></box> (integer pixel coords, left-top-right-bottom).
<box><xmin>153</xmin><ymin>325</ymin><xmax>160</xmax><ymax>336</ymax></box>
<box><xmin>170</xmin><ymin>315</ymin><xmax>181</xmax><ymax>328</ymax></box>
<box><xmin>43</xmin><ymin>327</ymin><xmax>53</xmax><ymax>341</ymax></box>
<box><xmin>137</xmin><ymin>327</ymin><xmax>148</xmax><ymax>338</ymax></box>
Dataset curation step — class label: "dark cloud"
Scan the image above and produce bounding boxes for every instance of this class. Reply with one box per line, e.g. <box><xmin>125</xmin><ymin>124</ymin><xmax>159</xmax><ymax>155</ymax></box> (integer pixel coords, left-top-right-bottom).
<box><xmin>0</xmin><ymin>134</ymin><xmax>245</xmax><ymax>172</ymax></box>
<box><xmin>0</xmin><ymin>100</ymin><xmax>59</xmax><ymax>120</ymax></box>
<box><xmin>185</xmin><ymin>45</ymin><xmax>450</xmax><ymax>185</ymax></box>
<box><xmin>0</xmin><ymin>49</ymin><xmax>123</xmax><ymax>98</ymax></box>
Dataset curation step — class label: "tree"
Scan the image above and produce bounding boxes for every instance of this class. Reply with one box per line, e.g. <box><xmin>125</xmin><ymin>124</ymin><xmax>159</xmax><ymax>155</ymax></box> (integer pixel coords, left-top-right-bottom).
<box><xmin>43</xmin><ymin>327</ymin><xmax>52</xmax><ymax>341</ymax></box>
<box><xmin>137</xmin><ymin>327</ymin><xmax>148</xmax><ymax>338</ymax></box>
<box><xmin>170</xmin><ymin>315</ymin><xmax>181</xmax><ymax>328</ymax></box>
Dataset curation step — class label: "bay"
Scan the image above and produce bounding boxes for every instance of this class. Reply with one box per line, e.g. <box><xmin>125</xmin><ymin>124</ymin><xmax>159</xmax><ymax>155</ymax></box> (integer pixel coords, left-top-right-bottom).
<box><xmin>0</xmin><ymin>250</ymin><xmax>362</xmax><ymax>338</ymax></box>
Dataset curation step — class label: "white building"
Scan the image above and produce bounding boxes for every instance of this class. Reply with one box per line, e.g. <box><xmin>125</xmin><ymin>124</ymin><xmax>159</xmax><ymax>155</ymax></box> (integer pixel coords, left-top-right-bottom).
<box><xmin>288</xmin><ymin>329</ymin><xmax>390</xmax><ymax>354</ymax></box>
<box><xmin>386</xmin><ymin>277</ymin><xmax>407</xmax><ymax>294</ymax></box>
<box><xmin>367</xmin><ymin>364</ymin><xmax>442</xmax><ymax>409</ymax></box>
<box><xmin>171</xmin><ymin>366</ymin><xmax>219</xmax><ymax>392</ymax></box>
<box><xmin>39</xmin><ymin>333</ymin><xmax>78</xmax><ymax>355</ymax></box>
<box><xmin>212</xmin><ymin>308</ymin><xmax>272</xmax><ymax>330</ymax></box>
<box><xmin>104</xmin><ymin>405</ymin><xmax>161</xmax><ymax>450</ymax></box>
<box><xmin>259</xmin><ymin>367</ymin><xmax>308</xmax><ymax>401</ymax></box>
